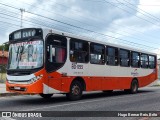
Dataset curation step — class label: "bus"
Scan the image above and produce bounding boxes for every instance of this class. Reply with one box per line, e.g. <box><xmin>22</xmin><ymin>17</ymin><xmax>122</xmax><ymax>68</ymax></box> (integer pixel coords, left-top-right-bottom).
<box><xmin>6</xmin><ymin>28</ymin><xmax>157</xmax><ymax>100</ymax></box>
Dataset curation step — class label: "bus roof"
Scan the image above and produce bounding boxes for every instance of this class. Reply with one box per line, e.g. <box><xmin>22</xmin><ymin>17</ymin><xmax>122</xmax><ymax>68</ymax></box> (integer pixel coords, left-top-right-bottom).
<box><xmin>11</xmin><ymin>28</ymin><xmax>157</xmax><ymax>56</ymax></box>
<box><xmin>43</xmin><ymin>28</ymin><xmax>156</xmax><ymax>56</ymax></box>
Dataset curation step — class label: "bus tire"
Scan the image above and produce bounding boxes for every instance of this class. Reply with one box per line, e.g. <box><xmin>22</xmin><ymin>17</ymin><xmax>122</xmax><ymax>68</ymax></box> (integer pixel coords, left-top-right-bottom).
<box><xmin>130</xmin><ymin>79</ymin><xmax>139</xmax><ymax>94</ymax></box>
<box><xmin>66</xmin><ymin>81</ymin><xmax>82</xmax><ymax>101</ymax></box>
<box><xmin>39</xmin><ymin>93</ymin><xmax>53</xmax><ymax>98</ymax></box>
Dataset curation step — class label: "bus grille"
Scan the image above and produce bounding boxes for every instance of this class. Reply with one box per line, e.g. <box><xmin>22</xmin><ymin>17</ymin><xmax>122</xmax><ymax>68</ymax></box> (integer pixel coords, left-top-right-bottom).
<box><xmin>9</xmin><ymin>87</ymin><xmax>26</xmax><ymax>91</ymax></box>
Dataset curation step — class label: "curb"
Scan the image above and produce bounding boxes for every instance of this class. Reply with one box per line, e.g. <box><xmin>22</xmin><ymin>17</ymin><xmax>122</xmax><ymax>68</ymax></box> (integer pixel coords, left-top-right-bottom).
<box><xmin>0</xmin><ymin>93</ymin><xmax>21</xmax><ymax>97</ymax></box>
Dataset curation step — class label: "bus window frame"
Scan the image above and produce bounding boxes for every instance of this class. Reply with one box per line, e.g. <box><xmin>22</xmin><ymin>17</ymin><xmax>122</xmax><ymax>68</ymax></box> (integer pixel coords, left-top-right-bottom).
<box><xmin>148</xmin><ymin>55</ymin><xmax>156</xmax><ymax>69</ymax></box>
<box><xmin>119</xmin><ymin>48</ymin><xmax>130</xmax><ymax>67</ymax></box>
<box><xmin>131</xmin><ymin>51</ymin><xmax>140</xmax><ymax>68</ymax></box>
<box><xmin>106</xmin><ymin>46</ymin><xmax>119</xmax><ymax>66</ymax></box>
<box><xmin>140</xmin><ymin>53</ymin><xmax>149</xmax><ymax>69</ymax></box>
<box><xmin>90</xmin><ymin>42</ymin><xmax>105</xmax><ymax>65</ymax></box>
<box><xmin>70</xmin><ymin>38</ymin><xmax>89</xmax><ymax>63</ymax></box>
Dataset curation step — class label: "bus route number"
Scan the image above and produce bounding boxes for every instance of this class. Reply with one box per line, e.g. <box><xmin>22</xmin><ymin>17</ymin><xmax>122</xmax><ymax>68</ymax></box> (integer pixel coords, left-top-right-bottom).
<box><xmin>72</xmin><ymin>63</ymin><xmax>83</xmax><ymax>69</ymax></box>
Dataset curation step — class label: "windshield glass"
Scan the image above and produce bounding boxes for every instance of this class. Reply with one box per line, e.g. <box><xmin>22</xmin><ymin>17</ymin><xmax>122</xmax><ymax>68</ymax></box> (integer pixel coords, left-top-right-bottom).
<box><xmin>8</xmin><ymin>40</ymin><xmax>43</xmax><ymax>70</ymax></box>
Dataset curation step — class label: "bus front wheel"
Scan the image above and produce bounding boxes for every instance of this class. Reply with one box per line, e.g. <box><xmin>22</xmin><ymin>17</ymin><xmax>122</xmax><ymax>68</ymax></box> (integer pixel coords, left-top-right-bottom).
<box><xmin>66</xmin><ymin>81</ymin><xmax>82</xmax><ymax>101</ymax></box>
<box><xmin>39</xmin><ymin>93</ymin><xmax>53</xmax><ymax>98</ymax></box>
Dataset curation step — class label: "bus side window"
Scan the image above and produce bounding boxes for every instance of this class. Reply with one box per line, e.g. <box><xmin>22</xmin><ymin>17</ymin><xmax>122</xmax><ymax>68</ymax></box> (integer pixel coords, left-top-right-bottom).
<box><xmin>90</xmin><ymin>43</ymin><xmax>105</xmax><ymax>65</ymax></box>
<box><xmin>106</xmin><ymin>46</ymin><xmax>118</xmax><ymax>66</ymax></box>
<box><xmin>56</xmin><ymin>48</ymin><xmax>65</xmax><ymax>63</ymax></box>
<box><xmin>119</xmin><ymin>49</ymin><xmax>130</xmax><ymax>67</ymax></box>
<box><xmin>48</xmin><ymin>46</ymin><xmax>66</xmax><ymax>63</ymax></box>
<box><xmin>149</xmin><ymin>55</ymin><xmax>156</xmax><ymax>69</ymax></box>
<box><xmin>141</xmin><ymin>54</ymin><xmax>148</xmax><ymax>68</ymax></box>
<box><xmin>70</xmin><ymin>39</ymin><xmax>89</xmax><ymax>63</ymax></box>
<box><xmin>131</xmin><ymin>51</ymin><xmax>140</xmax><ymax>68</ymax></box>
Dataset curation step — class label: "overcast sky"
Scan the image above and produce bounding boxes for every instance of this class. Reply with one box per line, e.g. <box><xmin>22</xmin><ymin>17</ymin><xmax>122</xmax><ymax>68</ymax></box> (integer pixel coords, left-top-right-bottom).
<box><xmin>0</xmin><ymin>0</ymin><xmax>160</xmax><ymax>57</ymax></box>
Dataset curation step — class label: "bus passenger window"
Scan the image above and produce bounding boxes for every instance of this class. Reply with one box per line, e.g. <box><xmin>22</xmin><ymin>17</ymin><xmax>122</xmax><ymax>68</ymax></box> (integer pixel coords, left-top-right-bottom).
<box><xmin>90</xmin><ymin>43</ymin><xmax>105</xmax><ymax>65</ymax></box>
<box><xmin>149</xmin><ymin>55</ymin><xmax>156</xmax><ymax>69</ymax></box>
<box><xmin>70</xmin><ymin>39</ymin><xmax>89</xmax><ymax>63</ymax></box>
<box><xmin>141</xmin><ymin>54</ymin><xmax>148</xmax><ymax>68</ymax></box>
<box><xmin>131</xmin><ymin>52</ymin><xmax>140</xmax><ymax>68</ymax></box>
<box><xmin>119</xmin><ymin>49</ymin><xmax>130</xmax><ymax>67</ymax></box>
<box><xmin>106</xmin><ymin>47</ymin><xmax>118</xmax><ymax>66</ymax></box>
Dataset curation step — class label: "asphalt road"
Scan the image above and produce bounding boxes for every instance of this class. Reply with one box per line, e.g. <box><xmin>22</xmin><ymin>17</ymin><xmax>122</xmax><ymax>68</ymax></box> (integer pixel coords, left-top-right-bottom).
<box><xmin>0</xmin><ymin>87</ymin><xmax>160</xmax><ymax>120</ymax></box>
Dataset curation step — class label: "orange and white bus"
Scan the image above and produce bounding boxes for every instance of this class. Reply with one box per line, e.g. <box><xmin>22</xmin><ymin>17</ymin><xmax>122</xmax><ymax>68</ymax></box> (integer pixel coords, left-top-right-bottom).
<box><xmin>6</xmin><ymin>28</ymin><xmax>157</xmax><ymax>100</ymax></box>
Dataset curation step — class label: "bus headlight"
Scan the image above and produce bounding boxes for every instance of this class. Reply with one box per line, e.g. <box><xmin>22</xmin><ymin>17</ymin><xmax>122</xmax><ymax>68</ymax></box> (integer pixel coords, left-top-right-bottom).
<box><xmin>29</xmin><ymin>74</ymin><xmax>43</xmax><ymax>83</ymax></box>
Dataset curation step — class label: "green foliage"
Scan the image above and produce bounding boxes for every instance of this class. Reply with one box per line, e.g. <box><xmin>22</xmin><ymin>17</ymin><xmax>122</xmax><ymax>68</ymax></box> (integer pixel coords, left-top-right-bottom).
<box><xmin>0</xmin><ymin>65</ymin><xmax>7</xmax><ymax>73</ymax></box>
<box><xmin>0</xmin><ymin>43</ymin><xmax>9</xmax><ymax>51</ymax></box>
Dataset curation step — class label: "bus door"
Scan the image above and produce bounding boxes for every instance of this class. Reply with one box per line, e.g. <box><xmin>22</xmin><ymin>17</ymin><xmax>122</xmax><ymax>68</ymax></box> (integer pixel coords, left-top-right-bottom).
<box><xmin>45</xmin><ymin>34</ymin><xmax>67</xmax><ymax>92</ymax></box>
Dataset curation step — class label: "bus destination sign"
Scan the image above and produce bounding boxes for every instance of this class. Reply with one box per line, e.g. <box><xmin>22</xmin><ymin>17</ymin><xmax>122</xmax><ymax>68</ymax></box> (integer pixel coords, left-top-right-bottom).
<box><xmin>9</xmin><ymin>28</ymin><xmax>42</xmax><ymax>41</ymax></box>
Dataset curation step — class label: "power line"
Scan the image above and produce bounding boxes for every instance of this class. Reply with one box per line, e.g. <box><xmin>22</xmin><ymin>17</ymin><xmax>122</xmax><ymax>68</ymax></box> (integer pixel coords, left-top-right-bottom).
<box><xmin>103</xmin><ymin>0</ymin><xmax>160</xmax><ymax>26</ymax></box>
<box><xmin>0</xmin><ymin>2</ymin><xmax>159</xmax><ymax>51</ymax></box>
<box><xmin>8</xmin><ymin>0</ymin><xmax>160</xmax><ymax>42</ymax></box>
<box><xmin>0</xmin><ymin>8</ymin><xmax>85</xmax><ymax>36</ymax></box>
<box><xmin>117</xmin><ymin>0</ymin><xmax>160</xmax><ymax>23</ymax></box>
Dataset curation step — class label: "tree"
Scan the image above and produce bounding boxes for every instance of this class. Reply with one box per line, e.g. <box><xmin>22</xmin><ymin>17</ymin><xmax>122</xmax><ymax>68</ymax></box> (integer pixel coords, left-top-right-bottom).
<box><xmin>0</xmin><ymin>43</ymin><xmax>9</xmax><ymax>51</ymax></box>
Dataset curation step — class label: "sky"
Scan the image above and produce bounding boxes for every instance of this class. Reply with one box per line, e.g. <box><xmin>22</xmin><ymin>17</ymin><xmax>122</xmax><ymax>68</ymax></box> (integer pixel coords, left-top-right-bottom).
<box><xmin>0</xmin><ymin>0</ymin><xmax>160</xmax><ymax>58</ymax></box>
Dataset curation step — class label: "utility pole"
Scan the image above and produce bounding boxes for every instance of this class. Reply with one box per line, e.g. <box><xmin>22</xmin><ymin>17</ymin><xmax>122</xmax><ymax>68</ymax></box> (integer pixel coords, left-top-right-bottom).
<box><xmin>20</xmin><ymin>8</ymin><xmax>25</xmax><ymax>28</ymax></box>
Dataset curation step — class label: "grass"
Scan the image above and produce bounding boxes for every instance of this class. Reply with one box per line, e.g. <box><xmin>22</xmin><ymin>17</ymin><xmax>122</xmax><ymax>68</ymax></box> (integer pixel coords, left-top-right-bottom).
<box><xmin>0</xmin><ymin>73</ymin><xmax>6</xmax><ymax>83</ymax></box>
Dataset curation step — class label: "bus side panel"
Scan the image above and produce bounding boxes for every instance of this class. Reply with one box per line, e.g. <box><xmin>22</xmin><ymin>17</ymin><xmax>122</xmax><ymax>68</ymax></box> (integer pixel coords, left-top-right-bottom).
<box><xmin>102</xmin><ymin>77</ymin><xmax>131</xmax><ymax>90</ymax></box>
<box><xmin>138</xmin><ymin>71</ymin><xmax>157</xmax><ymax>87</ymax></box>
<box><xmin>47</xmin><ymin>72</ymin><xmax>63</xmax><ymax>92</ymax></box>
<box><xmin>61</xmin><ymin>77</ymin><xmax>73</xmax><ymax>92</ymax></box>
<box><xmin>61</xmin><ymin>77</ymin><xmax>92</xmax><ymax>92</ymax></box>
<box><xmin>48</xmin><ymin>78</ymin><xmax>62</xmax><ymax>92</ymax></box>
<box><xmin>102</xmin><ymin>78</ymin><xmax>116</xmax><ymax>90</ymax></box>
<box><xmin>91</xmin><ymin>77</ymin><xmax>102</xmax><ymax>90</ymax></box>
<box><xmin>84</xmin><ymin>77</ymin><xmax>92</xmax><ymax>91</ymax></box>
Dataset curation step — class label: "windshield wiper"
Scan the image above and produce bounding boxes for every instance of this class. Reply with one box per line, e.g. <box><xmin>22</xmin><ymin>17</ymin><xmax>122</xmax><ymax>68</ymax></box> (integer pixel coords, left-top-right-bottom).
<box><xmin>16</xmin><ymin>47</ymin><xmax>20</xmax><ymax>61</ymax></box>
<box><xmin>19</xmin><ymin>46</ymin><xmax>24</xmax><ymax>61</ymax></box>
<box><xmin>16</xmin><ymin>46</ymin><xmax>24</xmax><ymax>69</ymax></box>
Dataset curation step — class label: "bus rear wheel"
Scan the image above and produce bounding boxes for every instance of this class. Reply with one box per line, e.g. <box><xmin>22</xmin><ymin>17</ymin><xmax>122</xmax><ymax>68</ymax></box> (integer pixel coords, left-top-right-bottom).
<box><xmin>124</xmin><ymin>80</ymin><xmax>139</xmax><ymax>94</ymax></box>
<box><xmin>66</xmin><ymin>81</ymin><xmax>82</xmax><ymax>101</ymax></box>
<box><xmin>130</xmin><ymin>80</ymin><xmax>138</xmax><ymax>94</ymax></box>
<box><xmin>39</xmin><ymin>93</ymin><xmax>53</xmax><ymax>98</ymax></box>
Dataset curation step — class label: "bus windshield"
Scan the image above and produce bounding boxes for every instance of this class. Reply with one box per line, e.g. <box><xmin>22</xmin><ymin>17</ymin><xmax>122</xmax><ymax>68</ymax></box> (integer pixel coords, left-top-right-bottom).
<box><xmin>8</xmin><ymin>40</ymin><xmax>43</xmax><ymax>70</ymax></box>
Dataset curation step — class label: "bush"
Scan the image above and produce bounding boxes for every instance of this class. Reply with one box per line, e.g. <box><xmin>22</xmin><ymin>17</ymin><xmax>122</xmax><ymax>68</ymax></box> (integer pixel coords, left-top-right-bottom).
<box><xmin>0</xmin><ymin>65</ymin><xmax>7</xmax><ymax>73</ymax></box>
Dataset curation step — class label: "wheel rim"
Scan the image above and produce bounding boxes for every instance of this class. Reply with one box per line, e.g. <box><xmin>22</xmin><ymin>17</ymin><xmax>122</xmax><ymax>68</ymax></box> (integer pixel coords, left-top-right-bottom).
<box><xmin>133</xmin><ymin>83</ymin><xmax>137</xmax><ymax>92</ymax></box>
<box><xmin>72</xmin><ymin>85</ymin><xmax>80</xmax><ymax>96</ymax></box>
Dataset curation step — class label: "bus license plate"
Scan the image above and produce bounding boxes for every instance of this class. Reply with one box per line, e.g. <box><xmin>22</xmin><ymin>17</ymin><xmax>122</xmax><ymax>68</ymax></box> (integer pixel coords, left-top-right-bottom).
<box><xmin>14</xmin><ymin>87</ymin><xmax>21</xmax><ymax>90</ymax></box>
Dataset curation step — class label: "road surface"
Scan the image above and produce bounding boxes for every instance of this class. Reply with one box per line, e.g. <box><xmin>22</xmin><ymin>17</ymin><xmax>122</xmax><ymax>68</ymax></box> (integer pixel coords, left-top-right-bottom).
<box><xmin>0</xmin><ymin>87</ymin><xmax>160</xmax><ymax>120</ymax></box>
